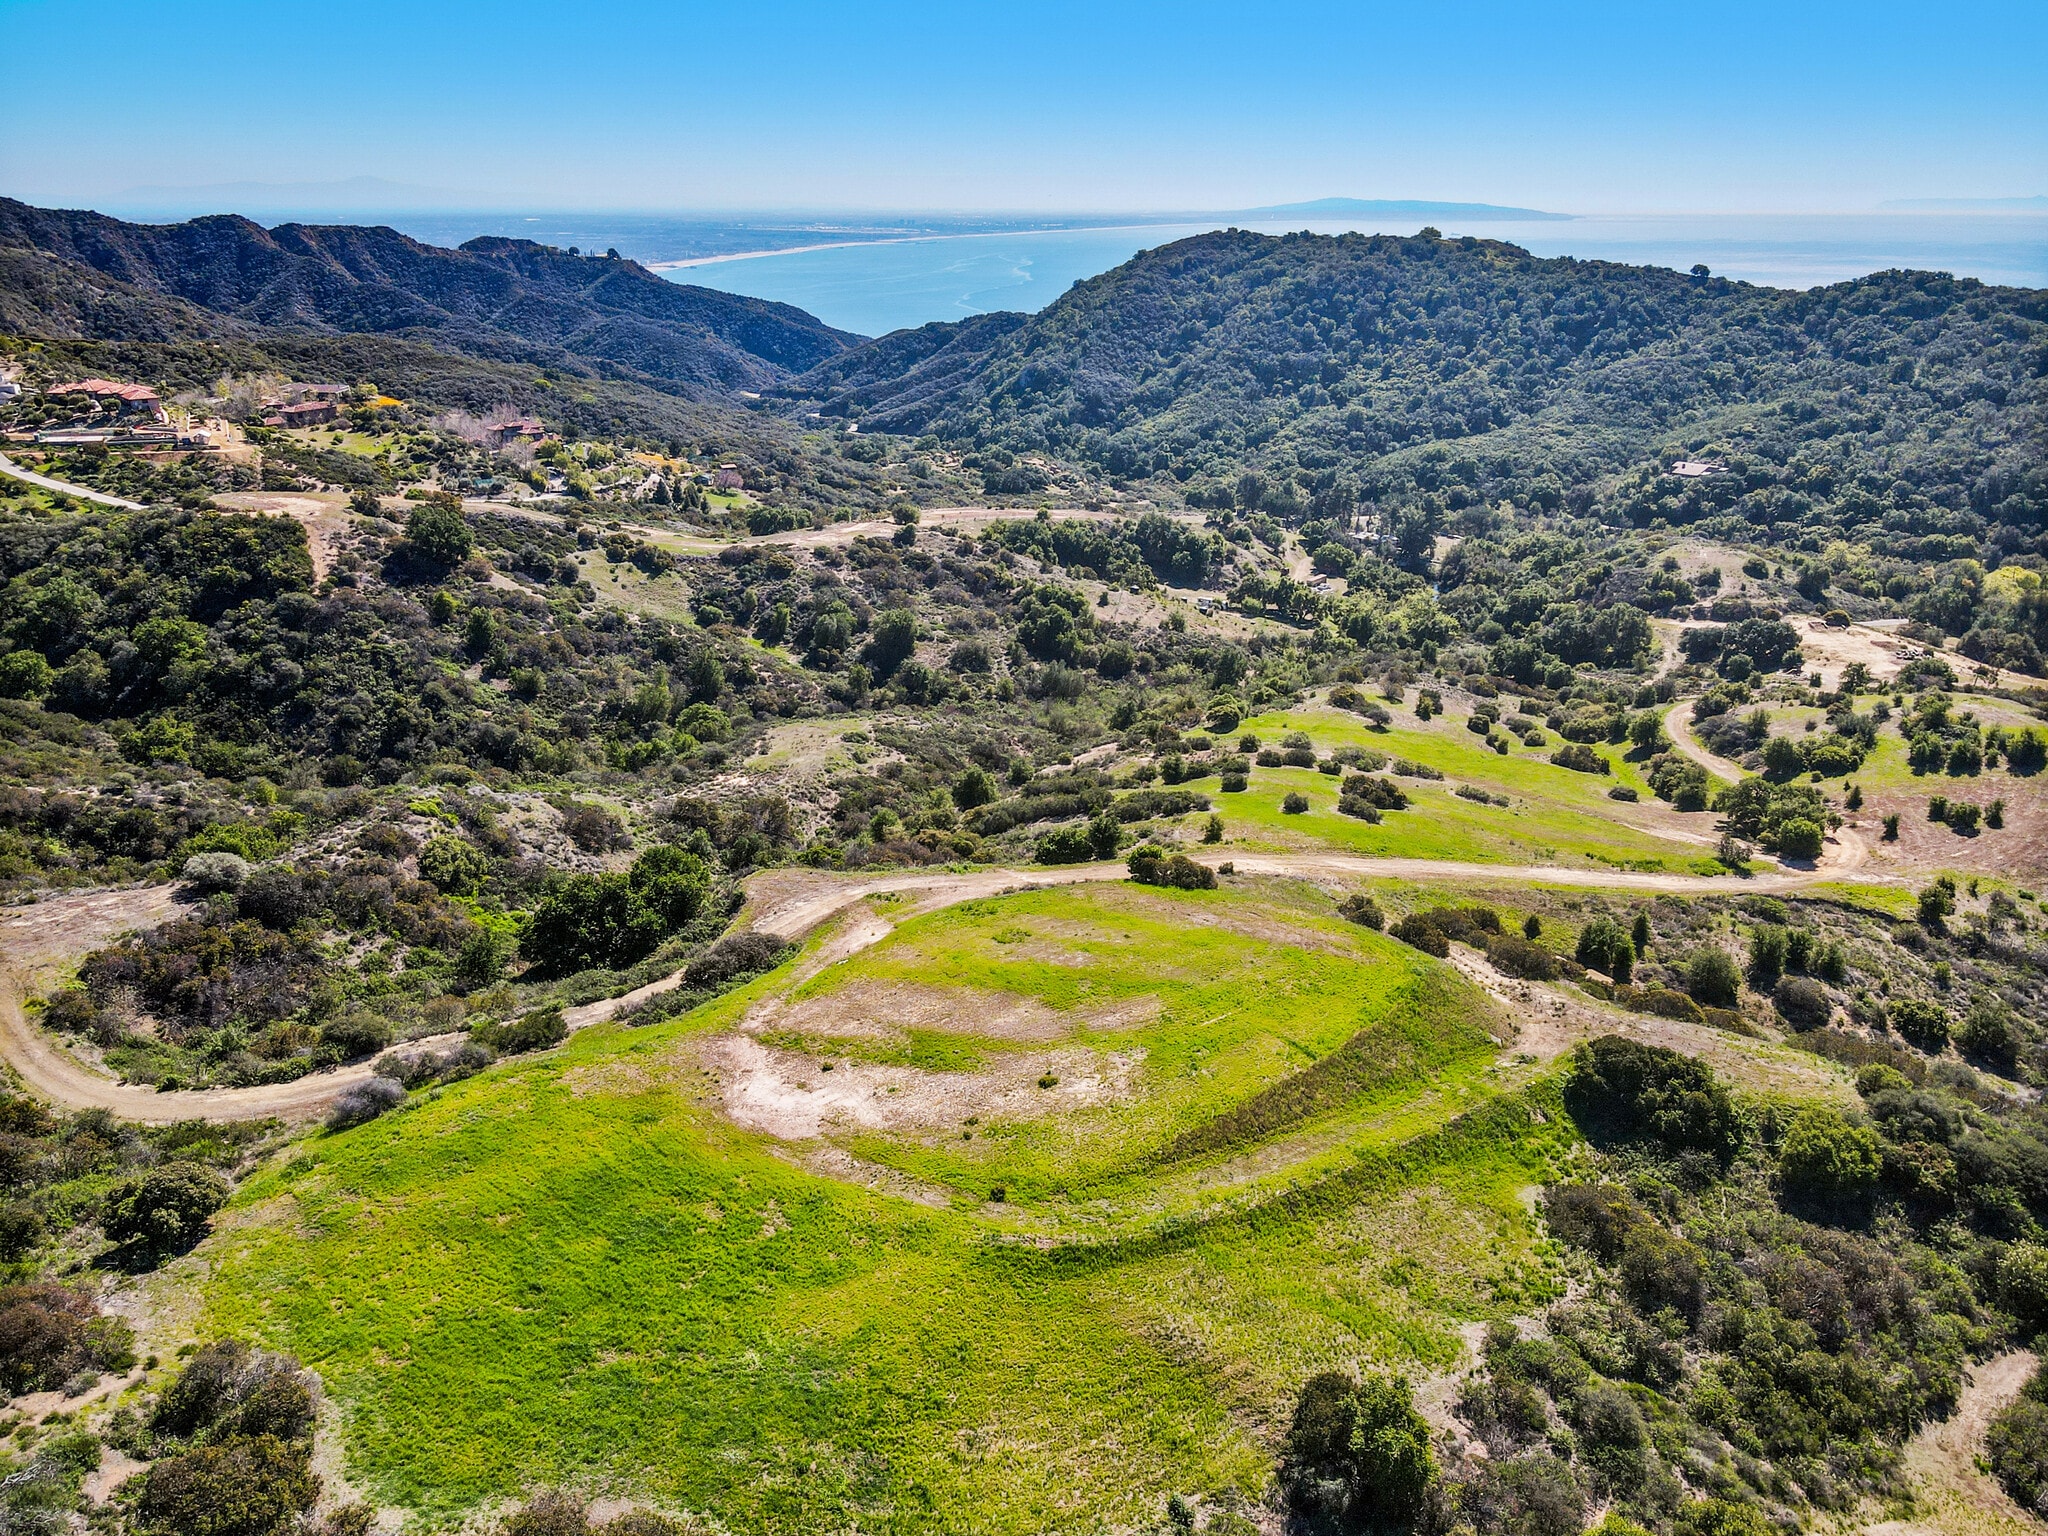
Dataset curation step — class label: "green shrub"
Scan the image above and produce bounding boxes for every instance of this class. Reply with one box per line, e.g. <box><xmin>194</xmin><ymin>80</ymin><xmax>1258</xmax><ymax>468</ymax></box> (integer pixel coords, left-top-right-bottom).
<box><xmin>1562</xmin><ymin>1036</ymin><xmax>1741</xmax><ymax>1164</ymax></box>
<box><xmin>417</xmin><ymin>834</ymin><xmax>491</xmax><ymax>896</ymax></box>
<box><xmin>102</xmin><ymin>1162</ymin><xmax>230</xmax><ymax>1257</ymax></box>
<box><xmin>1486</xmin><ymin>934</ymin><xmax>1557</xmax><ymax>980</ymax></box>
<box><xmin>1282</xmin><ymin>791</ymin><xmax>1310</xmax><ymax>814</ymax></box>
<box><xmin>1772</xmin><ymin>976</ymin><xmax>1832</xmax><ymax>1031</ymax></box>
<box><xmin>1999</xmin><ymin>1243</ymin><xmax>2048</xmax><ymax>1331</ymax></box>
<box><xmin>1575</xmin><ymin>918</ymin><xmax>1633</xmax><ymax>983</ymax></box>
<box><xmin>1685</xmin><ymin>949</ymin><xmax>1742</xmax><ymax>1008</ymax></box>
<box><xmin>1889</xmin><ymin>997</ymin><xmax>1950</xmax><ymax>1051</ymax></box>
<box><xmin>473</xmin><ymin>1007</ymin><xmax>567</xmax><ymax>1056</ymax></box>
<box><xmin>1778</xmin><ymin>1105</ymin><xmax>1882</xmax><ymax>1201</ymax></box>
<box><xmin>134</xmin><ymin>1434</ymin><xmax>318</xmax><ymax>1536</ymax></box>
<box><xmin>1279</xmin><ymin>1371</ymin><xmax>1438</xmax><ymax>1534</ymax></box>
<box><xmin>1391</xmin><ymin>915</ymin><xmax>1450</xmax><ymax>957</ymax></box>
<box><xmin>1338</xmin><ymin>894</ymin><xmax>1384</xmax><ymax>930</ymax></box>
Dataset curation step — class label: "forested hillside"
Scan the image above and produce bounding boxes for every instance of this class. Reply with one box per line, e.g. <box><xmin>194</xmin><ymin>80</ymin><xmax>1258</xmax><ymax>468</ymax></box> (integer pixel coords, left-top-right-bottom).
<box><xmin>788</xmin><ymin>227</ymin><xmax>2046</xmax><ymax>547</ymax></box>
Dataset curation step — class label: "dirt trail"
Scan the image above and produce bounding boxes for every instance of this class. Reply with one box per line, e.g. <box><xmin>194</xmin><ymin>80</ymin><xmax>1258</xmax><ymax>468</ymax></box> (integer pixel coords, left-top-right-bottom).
<box><xmin>1663</xmin><ymin>699</ymin><xmax>1748</xmax><ymax>781</ymax></box>
<box><xmin>0</xmin><ymin>886</ymin><xmax>426</xmax><ymax>1124</ymax></box>
<box><xmin>2</xmin><ymin>843</ymin><xmax>1889</xmax><ymax>1123</ymax></box>
<box><xmin>1864</xmin><ymin>1350</ymin><xmax>2041</xmax><ymax>1536</ymax></box>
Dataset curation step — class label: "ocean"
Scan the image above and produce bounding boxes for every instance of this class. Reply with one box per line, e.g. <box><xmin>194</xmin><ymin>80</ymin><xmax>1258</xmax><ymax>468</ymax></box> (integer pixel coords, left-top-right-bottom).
<box><xmin>658</xmin><ymin>213</ymin><xmax>2048</xmax><ymax>339</ymax></box>
<box><xmin>379</xmin><ymin>208</ymin><xmax>2047</xmax><ymax>340</ymax></box>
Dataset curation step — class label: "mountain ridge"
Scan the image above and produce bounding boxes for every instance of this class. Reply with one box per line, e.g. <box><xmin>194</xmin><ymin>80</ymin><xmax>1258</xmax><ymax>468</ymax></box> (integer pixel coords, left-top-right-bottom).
<box><xmin>0</xmin><ymin>198</ymin><xmax>860</xmax><ymax>392</ymax></box>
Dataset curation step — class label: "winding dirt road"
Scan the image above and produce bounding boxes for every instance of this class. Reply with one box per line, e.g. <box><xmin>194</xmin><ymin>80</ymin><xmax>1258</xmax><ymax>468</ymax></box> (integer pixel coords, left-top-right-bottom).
<box><xmin>1</xmin><ymin>836</ymin><xmax>1889</xmax><ymax>1123</ymax></box>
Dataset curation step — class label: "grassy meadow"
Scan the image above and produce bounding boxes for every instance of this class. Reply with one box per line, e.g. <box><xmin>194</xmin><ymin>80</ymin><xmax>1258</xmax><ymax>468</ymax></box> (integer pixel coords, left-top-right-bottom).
<box><xmin>196</xmin><ymin>881</ymin><xmax>1572</xmax><ymax>1530</ymax></box>
<box><xmin>1218</xmin><ymin>704</ymin><xmax>1727</xmax><ymax>874</ymax></box>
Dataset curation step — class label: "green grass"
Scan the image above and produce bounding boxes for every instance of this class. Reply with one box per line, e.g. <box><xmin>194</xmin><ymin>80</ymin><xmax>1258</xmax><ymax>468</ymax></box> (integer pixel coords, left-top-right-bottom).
<box><xmin>1217</xmin><ymin>705</ymin><xmax>1725</xmax><ymax>874</ymax></box>
<box><xmin>198</xmin><ymin>882</ymin><xmax>1567</xmax><ymax>1531</ymax></box>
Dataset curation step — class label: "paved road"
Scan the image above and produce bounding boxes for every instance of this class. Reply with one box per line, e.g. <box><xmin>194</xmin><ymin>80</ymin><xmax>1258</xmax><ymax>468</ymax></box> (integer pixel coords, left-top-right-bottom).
<box><xmin>0</xmin><ymin>450</ymin><xmax>146</xmax><ymax>510</ymax></box>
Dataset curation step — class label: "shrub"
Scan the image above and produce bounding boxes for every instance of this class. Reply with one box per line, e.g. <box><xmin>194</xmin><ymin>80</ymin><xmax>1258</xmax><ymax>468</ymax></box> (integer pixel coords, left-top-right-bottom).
<box><xmin>1772</xmin><ymin>976</ymin><xmax>1831</xmax><ymax>1030</ymax></box>
<box><xmin>327</xmin><ymin>1076</ymin><xmax>405</xmax><ymax>1130</ymax></box>
<box><xmin>405</xmin><ymin>495</ymin><xmax>472</xmax><ymax>568</ymax></box>
<box><xmin>1998</xmin><ymin>1243</ymin><xmax>2048</xmax><ymax>1331</ymax></box>
<box><xmin>180</xmin><ymin>852</ymin><xmax>252</xmax><ymax>892</ymax></box>
<box><xmin>1986</xmin><ymin>1391</ymin><xmax>2048</xmax><ymax>1516</ymax></box>
<box><xmin>1034</xmin><ymin>824</ymin><xmax>1095</xmax><ymax>864</ymax></box>
<box><xmin>1575</xmin><ymin>918</ymin><xmax>1634</xmax><ymax>982</ymax></box>
<box><xmin>473</xmin><ymin>1006</ymin><xmax>568</xmax><ymax>1056</ymax></box>
<box><xmin>1562</xmin><ymin>1036</ymin><xmax>1741</xmax><ymax>1163</ymax></box>
<box><xmin>1626</xmin><ymin>988</ymin><xmax>1704</xmax><ymax>1024</ymax></box>
<box><xmin>1956</xmin><ymin>997</ymin><xmax>2020</xmax><ymax>1072</ymax></box>
<box><xmin>1551</xmin><ymin>744</ymin><xmax>1610</xmax><ymax>775</ymax></box>
<box><xmin>1338</xmin><ymin>894</ymin><xmax>1384</xmax><ymax>930</ymax></box>
<box><xmin>1486</xmin><ymin>934</ymin><xmax>1557</xmax><ymax>980</ymax></box>
<box><xmin>134</xmin><ymin>1434</ymin><xmax>318</xmax><ymax>1536</ymax></box>
<box><xmin>1889</xmin><ymin>997</ymin><xmax>1950</xmax><ymax>1051</ymax></box>
<box><xmin>1282</xmin><ymin>791</ymin><xmax>1310</xmax><ymax>815</ymax></box>
<box><xmin>1279</xmin><ymin>1371</ymin><xmax>1438</xmax><ymax>1534</ymax></box>
<box><xmin>151</xmin><ymin>1338</ymin><xmax>318</xmax><ymax>1443</ymax></box>
<box><xmin>681</xmin><ymin>933</ymin><xmax>789</xmax><ymax>990</ymax></box>
<box><xmin>951</xmin><ymin>767</ymin><xmax>997</xmax><ymax>810</ymax></box>
<box><xmin>0</xmin><ymin>1284</ymin><xmax>135</xmax><ymax>1394</ymax></box>
<box><xmin>1618</xmin><ymin>1225</ymin><xmax>1706</xmax><ymax>1323</ymax></box>
<box><xmin>1607</xmin><ymin>785</ymin><xmax>1639</xmax><ymax>802</ymax></box>
<box><xmin>418</xmin><ymin>834</ymin><xmax>491</xmax><ymax>896</ymax></box>
<box><xmin>1778</xmin><ymin>1105</ymin><xmax>1882</xmax><ymax>1201</ymax></box>
<box><xmin>1685</xmin><ymin>949</ymin><xmax>1742</xmax><ymax>1008</ymax></box>
<box><xmin>1544</xmin><ymin>1184</ymin><xmax>1646</xmax><ymax>1262</ymax></box>
<box><xmin>523</xmin><ymin>873</ymin><xmax>666</xmax><ymax>973</ymax></box>
<box><xmin>1126</xmin><ymin>847</ymin><xmax>1216</xmax><ymax>890</ymax></box>
<box><xmin>1391</xmin><ymin>915</ymin><xmax>1450</xmax><ymax>957</ymax></box>
<box><xmin>1747</xmin><ymin>924</ymin><xmax>1788</xmax><ymax>987</ymax></box>
<box><xmin>102</xmin><ymin>1161</ymin><xmax>230</xmax><ymax>1257</ymax></box>
<box><xmin>1775</xmin><ymin>817</ymin><xmax>1824</xmax><ymax>860</ymax></box>
<box><xmin>318</xmin><ymin>1011</ymin><xmax>393</xmax><ymax>1061</ymax></box>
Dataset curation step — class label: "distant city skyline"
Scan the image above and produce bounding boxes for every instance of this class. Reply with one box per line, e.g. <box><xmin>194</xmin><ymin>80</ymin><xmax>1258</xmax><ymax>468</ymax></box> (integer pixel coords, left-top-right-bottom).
<box><xmin>3</xmin><ymin>0</ymin><xmax>2043</xmax><ymax>217</ymax></box>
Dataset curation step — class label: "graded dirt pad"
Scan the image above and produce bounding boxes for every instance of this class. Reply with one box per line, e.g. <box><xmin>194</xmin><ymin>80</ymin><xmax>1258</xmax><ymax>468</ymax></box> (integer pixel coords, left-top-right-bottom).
<box><xmin>745</xmin><ymin>977</ymin><xmax>1154</xmax><ymax>1045</ymax></box>
<box><xmin>698</xmin><ymin>1030</ymin><xmax>1140</xmax><ymax>1142</ymax></box>
<box><xmin>213</xmin><ymin>490</ymin><xmax>351</xmax><ymax>580</ymax></box>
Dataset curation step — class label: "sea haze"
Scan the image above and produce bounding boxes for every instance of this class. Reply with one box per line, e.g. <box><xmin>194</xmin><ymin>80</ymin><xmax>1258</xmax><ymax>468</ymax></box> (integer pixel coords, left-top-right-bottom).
<box><xmin>649</xmin><ymin>213</ymin><xmax>2047</xmax><ymax>338</ymax></box>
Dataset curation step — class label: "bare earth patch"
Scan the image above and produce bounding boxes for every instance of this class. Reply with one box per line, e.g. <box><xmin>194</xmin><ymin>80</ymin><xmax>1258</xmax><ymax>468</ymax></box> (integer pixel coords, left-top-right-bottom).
<box><xmin>697</xmin><ymin>1031</ymin><xmax>1141</xmax><ymax>1141</ymax></box>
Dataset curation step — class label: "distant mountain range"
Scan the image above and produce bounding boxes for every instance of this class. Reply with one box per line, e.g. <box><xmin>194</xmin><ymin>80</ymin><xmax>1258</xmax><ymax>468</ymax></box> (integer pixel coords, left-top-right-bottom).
<box><xmin>1879</xmin><ymin>196</ymin><xmax>2048</xmax><ymax>213</ymax></box>
<box><xmin>1237</xmin><ymin>197</ymin><xmax>1568</xmax><ymax>221</ymax></box>
<box><xmin>0</xmin><ymin>198</ymin><xmax>855</xmax><ymax>391</ymax></box>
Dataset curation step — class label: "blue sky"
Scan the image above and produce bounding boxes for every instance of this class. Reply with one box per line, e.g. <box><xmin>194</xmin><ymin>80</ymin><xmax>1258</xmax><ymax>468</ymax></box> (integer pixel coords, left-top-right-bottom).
<box><xmin>4</xmin><ymin>0</ymin><xmax>2042</xmax><ymax>214</ymax></box>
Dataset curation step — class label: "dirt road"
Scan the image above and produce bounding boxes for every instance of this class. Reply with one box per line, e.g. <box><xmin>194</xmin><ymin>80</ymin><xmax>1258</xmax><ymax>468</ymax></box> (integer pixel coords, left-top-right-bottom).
<box><xmin>1663</xmin><ymin>699</ymin><xmax>1748</xmax><ymax>780</ymax></box>
<box><xmin>2</xmin><ymin>841</ymin><xmax>1890</xmax><ymax>1124</ymax></box>
<box><xmin>1864</xmin><ymin>1350</ymin><xmax>2041</xmax><ymax>1536</ymax></box>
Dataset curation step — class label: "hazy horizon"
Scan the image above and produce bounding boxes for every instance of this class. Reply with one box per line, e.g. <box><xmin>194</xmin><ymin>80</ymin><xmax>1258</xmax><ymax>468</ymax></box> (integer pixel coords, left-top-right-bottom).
<box><xmin>4</xmin><ymin>0</ymin><xmax>2042</xmax><ymax>217</ymax></box>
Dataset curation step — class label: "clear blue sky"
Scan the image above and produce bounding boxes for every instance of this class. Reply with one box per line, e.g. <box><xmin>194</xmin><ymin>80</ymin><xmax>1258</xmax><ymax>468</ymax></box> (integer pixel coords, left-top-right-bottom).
<box><xmin>4</xmin><ymin>0</ymin><xmax>2042</xmax><ymax>215</ymax></box>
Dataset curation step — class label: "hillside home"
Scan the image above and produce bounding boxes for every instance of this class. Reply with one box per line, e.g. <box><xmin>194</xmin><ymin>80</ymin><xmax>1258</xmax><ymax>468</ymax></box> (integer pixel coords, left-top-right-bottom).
<box><xmin>48</xmin><ymin>378</ymin><xmax>168</xmax><ymax>424</ymax></box>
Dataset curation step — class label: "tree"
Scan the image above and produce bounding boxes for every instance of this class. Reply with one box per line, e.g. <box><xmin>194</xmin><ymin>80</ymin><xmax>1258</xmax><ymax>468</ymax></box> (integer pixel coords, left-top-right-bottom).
<box><xmin>864</xmin><ymin>608</ymin><xmax>918</xmax><ymax>680</ymax></box>
<box><xmin>1778</xmin><ymin>1105</ymin><xmax>1881</xmax><ymax>1201</ymax></box>
<box><xmin>627</xmin><ymin>845</ymin><xmax>709</xmax><ymax>931</ymax></box>
<box><xmin>523</xmin><ymin>874</ymin><xmax>665</xmax><ymax>974</ymax></box>
<box><xmin>102</xmin><ymin>1162</ymin><xmax>230</xmax><ymax>1257</ymax></box>
<box><xmin>1280</xmin><ymin>1371</ymin><xmax>1438</xmax><ymax>1534</ymax></box>
<box><xmin>952</xmin><ymin>767</ymin><xmax>996</xmax><ymax>810</ymax></box>
<box><xmin>1747</xmin><ymin>925</ymin><xmax>1788</xmax><ymax>987</ymax></box>
<box><xmin>1890</xmin><ymin>997</ymin><xmax>1950</xmax><ymax>1051</ymax></box>
<box><xmin>1562</xmin><ymin>1036</ymin><xmax>1741</xmax><ymax>1164</ymax></box>
<box><xmin>1630</xmin><ymin>911</ymin><xmax>1650</xmax><ymax>959</ymax></box>
<box><xmin>1575</xmin><ymin>918</ymin><xmax>1633</xmax><ymax>982</ymax></box>
<box><xmin>0</xmin><ymin>650</ymin><xmax>53</xmax><ymax>699</ymax></box>
<box><xmin>1685</xmin><ymin>949</ymin><xmax>1741</xmax><ymax>1008</ymax></box>
<box><xmin>406</xmin><ymin>495</ymin><xmax>472</xmax><ymax>569</ymax></box>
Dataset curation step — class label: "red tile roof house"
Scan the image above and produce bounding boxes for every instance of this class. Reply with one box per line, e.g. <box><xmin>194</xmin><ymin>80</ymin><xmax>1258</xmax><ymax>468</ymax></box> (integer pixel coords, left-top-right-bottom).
<box><xmin>276</xmin><ymin>400</ymin><xmax>340</xmax><ymax>427</ymax></box>
<box><xmin>486</xmin><ymin>418</ymin><xmax>545</xmax><ymax>447</ymax></box>
<box><xmin>49</xmin><ymin>379</ymin><xmax>168</xmax><ymax>424</ymax></box>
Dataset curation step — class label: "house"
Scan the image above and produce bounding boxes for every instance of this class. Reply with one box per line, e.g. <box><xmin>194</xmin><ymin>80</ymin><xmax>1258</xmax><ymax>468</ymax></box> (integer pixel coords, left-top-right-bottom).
<box><xmin>0</xmin><ymin>380</ymin><xmax>20</xmax><ymax>401</ymax></box>
<box><xmin>285</xmin><ymin>382</ymin><xmax>347</xmax><ymax>401</ymax></box>
<box><xmin>48</xmin><ymin>378</ymin><xmax>168</xmax><ymax>424</ymax></box>
<box><xmin>486</xmin><ymin>418</ymin><xmax>545</xmax><ymax>447</ymax></box>
<box><xmin>277</xmin><ymin>400</ymin><xmax>339</xmax><ymax>427</ymax></box>
<box><xmin>1668</xmin><ymin>460</ymin><xmax>1727</xmax><ymax>478</ymax></box>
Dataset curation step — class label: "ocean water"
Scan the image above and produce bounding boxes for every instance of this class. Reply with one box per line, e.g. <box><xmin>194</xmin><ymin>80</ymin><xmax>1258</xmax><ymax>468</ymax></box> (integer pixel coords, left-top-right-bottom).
<box><xmin>659</xmin><ymin>213</ymin><xmax>2048</xmax><ymax>339</ymax></box>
